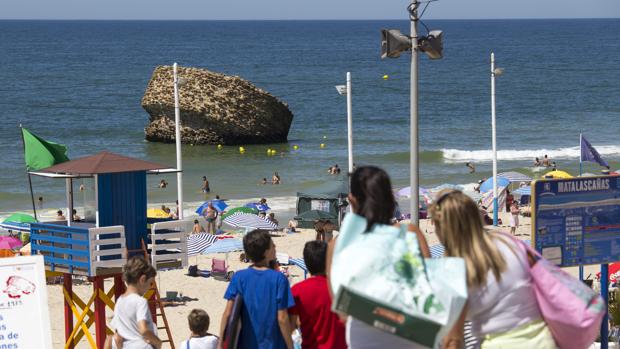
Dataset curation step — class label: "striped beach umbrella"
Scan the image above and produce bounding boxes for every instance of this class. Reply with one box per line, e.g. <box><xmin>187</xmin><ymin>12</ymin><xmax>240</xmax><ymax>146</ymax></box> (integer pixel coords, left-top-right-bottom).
<box><xmin>497</xmin><ymin>171</ymin><xmax>532</xmax><ymax>183</ymax></box>
<box><xmin>187</xmin><ymin>233</ymin><xmax>219</xmax><ymax>256</ymax></box>
<box><xmin>202</xmin><ymin>238</ymin><xmax>244</xmax><ymax>255</ymax></box>
<box><xmin>223</xmin><ymin>212</ymin><xmax>278</xmax><ymax>230</ymax></box>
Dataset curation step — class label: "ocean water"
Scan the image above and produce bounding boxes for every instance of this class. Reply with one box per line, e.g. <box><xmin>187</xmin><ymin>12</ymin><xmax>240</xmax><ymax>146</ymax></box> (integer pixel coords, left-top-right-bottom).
<box><xmin>0</xmin><ymin>19</ymin><xmax>619</xmax><ymax>215</ymax></box>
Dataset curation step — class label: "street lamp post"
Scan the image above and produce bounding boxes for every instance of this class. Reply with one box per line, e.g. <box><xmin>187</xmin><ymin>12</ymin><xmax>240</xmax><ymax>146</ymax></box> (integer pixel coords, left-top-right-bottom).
<box><xmin>491</xmin><ymin>53</ymin><xmax>503</xmax><ymax>226</ymax></box>
<box><xmin>335</xmin><ymin>73</ymin><xmax>354</xmax><ymax>175</ymax></box>
<box><xmin>381</xmin><ymin>0</ymin><xmax>443</xmax><ymax>224</ymax></box>
<box><xmin>173</xmin><ymin>63</ymin><xmax>184</xmax><ymax>219</ymax></box>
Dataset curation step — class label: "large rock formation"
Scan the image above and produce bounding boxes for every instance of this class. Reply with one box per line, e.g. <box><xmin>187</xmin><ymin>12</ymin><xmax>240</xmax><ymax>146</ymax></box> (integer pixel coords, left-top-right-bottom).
<box><xmin>142</xmin><ymin>66</ymin><xmax>294</xmax><ymax>145</ymax></box>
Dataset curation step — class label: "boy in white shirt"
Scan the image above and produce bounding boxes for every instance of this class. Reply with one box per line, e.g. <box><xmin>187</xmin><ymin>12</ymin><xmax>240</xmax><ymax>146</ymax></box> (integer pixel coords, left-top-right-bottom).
<box><xmin>105</xmin><ymin>256</ymin><xmax>162</xmax><ymax>349</ymax></box>
<box><xmin>179</xmin><ymin>309</ymin><xmax>219</xmax><ymax>349</ymax></box>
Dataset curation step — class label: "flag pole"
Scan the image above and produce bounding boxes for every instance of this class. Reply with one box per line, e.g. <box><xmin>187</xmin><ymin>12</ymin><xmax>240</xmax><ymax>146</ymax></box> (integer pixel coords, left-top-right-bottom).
<box><xmin>578</xmin><ymin>133</ymin><xmax>583</xmax><ymax>281</ymax></box>
<box><xmin>19</xmin><ymin>125</ymin><xmax>38</xmax><ymax>220</ymax></box>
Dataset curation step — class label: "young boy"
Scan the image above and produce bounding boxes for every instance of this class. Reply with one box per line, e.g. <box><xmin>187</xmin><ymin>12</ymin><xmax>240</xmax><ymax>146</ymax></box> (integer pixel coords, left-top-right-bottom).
<box><xmin>219</xmin><ymin>230</ymin><xmax>294</xmax><ymax>349</ymax></box>
<box><xmin>179</xmin><ymin>309</ymin><xmax>218</xmax><ymax>349</ymax></box>
<box><xmin>288</xmin><ymin>241</ymin><xmax>347</xmax><ymax>349</ymax></box>
<box><xmin>109</xmin><ymin>256</ymin><xmax>162</xmax><ymax>349</ymax></box>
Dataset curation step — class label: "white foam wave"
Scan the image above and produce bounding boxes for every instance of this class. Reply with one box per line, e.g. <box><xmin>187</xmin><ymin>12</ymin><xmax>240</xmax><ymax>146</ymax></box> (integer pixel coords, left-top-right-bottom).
<box><xmin>442</xmin><ymin>146</ymin><xmax>620</xmax><ymax>163</ymax></box>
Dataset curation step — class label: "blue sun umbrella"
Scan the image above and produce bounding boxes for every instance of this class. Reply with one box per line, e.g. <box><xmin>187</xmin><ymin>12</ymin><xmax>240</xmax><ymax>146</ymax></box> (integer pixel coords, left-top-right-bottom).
<box><xmin>479</xmin><ymin>176</ymin><xmax>510</xmax><ymax>193</ymax></box>
<box><xmin>245</xmin><ymin>202</ymin><xmax>270</xmax><ymax>212</ymax></box>
<box><xmin>196</xmin><ymin>200</ymin><xmax>228</xmax><ymax>215</ymax></box>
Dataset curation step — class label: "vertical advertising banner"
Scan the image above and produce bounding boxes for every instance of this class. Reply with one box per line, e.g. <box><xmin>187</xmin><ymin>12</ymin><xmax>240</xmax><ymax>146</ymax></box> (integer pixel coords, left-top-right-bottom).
<box><xmin>0</xmin><ymin>255</ymin><xmax>52</xmax><ymax>349</ymax></box>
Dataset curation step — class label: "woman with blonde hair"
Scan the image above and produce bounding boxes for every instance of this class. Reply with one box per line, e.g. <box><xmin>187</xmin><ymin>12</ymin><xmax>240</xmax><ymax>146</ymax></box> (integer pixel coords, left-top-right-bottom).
<box><xmin>431</xmin><ymin>190</ymin><xmax>555</xmax><ymax>349</ymax></box>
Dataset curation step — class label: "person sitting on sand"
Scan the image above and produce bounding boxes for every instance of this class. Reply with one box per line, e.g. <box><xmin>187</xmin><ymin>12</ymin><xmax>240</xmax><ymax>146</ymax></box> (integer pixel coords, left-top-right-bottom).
<box><xmin>287</xmin><ymin>220</ymin><xmax>298</xmax><ymax>234</ymax></box>
<box><xmin>56</xmin><ymin>210</ymin><xmax>66</xmax><ymax>221</ymax></box>
<box><xmin>192</xmin><ymin>219</ymin><xmax>205</xmax><ymax>234</ymax></box>
<box><xmin>159</xmin><ymin>179</ymin><xmax>168</xmax><ymax>189</ymax></box>
<box><xmin>267</xmin><ymin>213</ymin><xmax>279</xmax><ymax>227</ymax></box>
<box><xmin>72</xmin><ymin>209</ymin><xmax>81</xmax><ymax>222</ymax></box>
<box><xmin>272</xmin><ymin>172</ymin><xmax>281</xmax><ymax>185</ymax></box>
<box><xmin>534</xmin><ymin>157</ymin><xmax>542</xmax><ymax>166</ymax></box>
<box><xmin>542</xmin><ymin>154</ymin><xmax>551</xmax><ymax>167</ymax></box>
<box><xmin>179</xmin><ymin>309</ymin><xmax>218</xmax><ymax>349</ymax></box>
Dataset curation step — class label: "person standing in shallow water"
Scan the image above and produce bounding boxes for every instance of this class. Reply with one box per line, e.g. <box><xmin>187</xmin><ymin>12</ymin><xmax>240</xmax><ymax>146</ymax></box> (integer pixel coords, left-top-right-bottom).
<box><xmin>202</xmin><ymin>176</ymin><xmax>210</xmax><ymax>193</ymax></box>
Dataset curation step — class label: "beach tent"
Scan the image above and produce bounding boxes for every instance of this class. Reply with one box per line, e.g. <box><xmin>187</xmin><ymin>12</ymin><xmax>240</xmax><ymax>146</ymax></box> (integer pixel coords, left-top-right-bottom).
<box><xmin>497</xmin><ymin>171</ymin><xmax>532</xmax><ymax>183</ymax></box>
<box><xmin>295</xmin><ymin>179</ymin><xmax>349</xmax><ymax>229</ymax></box>
<box><xmin>479</xmin><ymin>177</ymin><xmax>510</xmax><ymax>193</ymax></box>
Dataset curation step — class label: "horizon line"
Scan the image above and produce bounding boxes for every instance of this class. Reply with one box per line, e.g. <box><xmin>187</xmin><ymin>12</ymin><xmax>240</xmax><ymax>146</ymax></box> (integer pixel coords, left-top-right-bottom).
<box><xmin>0</xmin><ymin>17</ymin><xmax>618</xmax><ymax>21</ymax></box>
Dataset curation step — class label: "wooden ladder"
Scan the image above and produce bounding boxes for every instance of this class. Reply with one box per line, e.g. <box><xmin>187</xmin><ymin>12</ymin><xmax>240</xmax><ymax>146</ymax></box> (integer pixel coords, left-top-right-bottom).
<box><xmin>133</xmin><ymin>239</ymin><xmax>176</xmax><ymax>349</ymax></box>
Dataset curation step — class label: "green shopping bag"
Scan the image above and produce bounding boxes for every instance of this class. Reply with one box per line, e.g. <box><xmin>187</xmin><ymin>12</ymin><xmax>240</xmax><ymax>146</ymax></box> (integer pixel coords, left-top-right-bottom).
<box><xmin>331</xmin><ymin>214</ymin><xmax>467</xmax><ymax>348</ymax></box>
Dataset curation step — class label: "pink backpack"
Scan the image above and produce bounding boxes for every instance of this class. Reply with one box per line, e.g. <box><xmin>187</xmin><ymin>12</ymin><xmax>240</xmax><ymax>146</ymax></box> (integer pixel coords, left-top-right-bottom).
<box><xmin>515</xmin><ymin>238</ymin><xmax>605</xmax><ymax>349</ymax></box>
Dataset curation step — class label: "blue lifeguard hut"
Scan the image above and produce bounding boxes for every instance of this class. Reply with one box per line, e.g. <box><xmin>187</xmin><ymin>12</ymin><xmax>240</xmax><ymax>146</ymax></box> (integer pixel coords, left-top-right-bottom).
<box><xmin>28</xmin><ymin>151</ymin><xmax>187</xmax><ymax>348</ymax></box>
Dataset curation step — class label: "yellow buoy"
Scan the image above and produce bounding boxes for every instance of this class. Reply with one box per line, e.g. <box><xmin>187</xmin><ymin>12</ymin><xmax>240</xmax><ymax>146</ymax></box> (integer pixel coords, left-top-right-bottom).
<box><xmin>383</xmin><ymin>74</ymin><xmax>389</xmax><ymax>80</ymax></box>
<box><xmin>271</xmin><ymin>149</ymin><xmax>277</xmax><ymax>155</ymax></box>
<box><xmin>217</xmin><ymin>144</ymin><xmax>223</xmax><ymax>150</ymax></box>
<box><xmin>239</xmin><ymin>146</ymin><xmax>245</xmax><ymax>153</ymax></box>
<box><xmin>320</xmin><ymin>143</ymin><xmax>325</xmax><ymax>149</ymax></box>
<box><xmin>293</xmin><ymin>145</ymin><xmax>299</xmax><ymax>150</ymax></box>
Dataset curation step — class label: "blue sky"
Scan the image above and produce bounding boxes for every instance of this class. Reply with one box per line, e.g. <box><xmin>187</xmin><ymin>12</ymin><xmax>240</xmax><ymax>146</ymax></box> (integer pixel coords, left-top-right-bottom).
<box><xmin>2</xmin><ymin>0</ymin><xmax>619</xmax><ymax>20</ymax></box>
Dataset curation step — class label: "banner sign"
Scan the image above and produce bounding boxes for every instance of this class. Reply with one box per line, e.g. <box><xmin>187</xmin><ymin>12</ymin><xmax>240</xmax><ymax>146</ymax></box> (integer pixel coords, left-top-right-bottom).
<box><xmin>0</xmin><ymin>255</ymin><xmax>52</xmax><ymax>348</ymax></box>
<box><xmin>532</xmin><ymin>176</ymin><xmax>620</xmax><ymax>267</ymax></box>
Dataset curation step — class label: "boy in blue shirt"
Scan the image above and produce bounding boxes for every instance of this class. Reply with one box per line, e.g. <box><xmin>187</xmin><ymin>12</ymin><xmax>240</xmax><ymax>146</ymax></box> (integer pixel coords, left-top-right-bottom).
<box><xmin>219</xmin><ymin>230</ymin><xmax>294</xmax><ymax>349</ymax></box>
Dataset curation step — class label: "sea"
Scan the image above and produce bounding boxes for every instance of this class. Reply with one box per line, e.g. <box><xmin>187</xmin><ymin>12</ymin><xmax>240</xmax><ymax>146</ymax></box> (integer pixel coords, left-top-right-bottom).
<box><xmin>0</xmin><ymin>19</ymin><xmax>619</xmax><ymax>217</ymax></box>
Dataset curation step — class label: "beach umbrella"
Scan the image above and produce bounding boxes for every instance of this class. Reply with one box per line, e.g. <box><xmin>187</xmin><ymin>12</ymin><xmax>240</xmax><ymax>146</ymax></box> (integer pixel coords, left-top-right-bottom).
<box><xmin>195</xmin><ymin>200</ymin><xmax>228</xmax><ymax>215</ymax></box>
<box><xmin>479</xmin><ymin>176</ymin><xmax>510</xmax><ymax>193</ymax></box>
<box><xmin>187</xmin><ymin>233</ymin><xmax>219</xmax><ymax>256</ymax></box>
<box><xmin>0</xmin><ymin>221</ymin><xmax>32</xmax><ymax>232</ymax></box>
<box><xmin>221</xmin><ymin>207</ymin><xmax>258</xmax><ymax>220</ymax></box>
<box><xmin>3</xmin><ymin>213</ymin><xmax>36</xmax><ymax>224</ymax></box>
<box><xmin>596</xmin><ymin>262</ymin><xmax>620</xmax><ymax>282</ymax></box>
<box><xmin>543</xmin><ymin>170</ymin><xmax>573</xmax><ymax>179</ymax></box>
<box><xmin>202</xmin><ymin>238</ymin><xmax>244</xmax><ymax>255</ymax></box>
<box><xmin>497</xmin><ymin>171</ymin><xmax>532</xmax><ymax>183</ymax></box>
<box><xmin>578</xmin><ymin>173</ymin><xmax>597</xmax><ymax>177</ymax></box>
<box><xmin>396</xmin><ymin>186</ymin><xmax>429</xmax><ymax>199</ymax></box>
<box><xmin>245</xmin><ymin>202</ymin><xmax>270</xmax><ymax>212</ymax></box>
<box><xmin>147</xmin><ymin>208</ymin><xmax>169</xmax><ymax>218</ymax></box>
<box><xmin>0</xmin><ymin>236</ymin><xmax>22</xmax><ymax>249</ymax></box>
<box><xmin>0</xmin><ymin>241</ymin><xmax>13</xmax><ymax>250</ymax></box>
<box><xmin>430</xmin><ymin>183</ymin><xmax>463</xmax><ymax>193</ymax></box>
<box><xmin>513</xmin><ymin>186</ymin><xmax>531</xmax><ymax>196</ymax></box>
<box><xmin>224</xmin><ymin>212</ymin><xmax>278</xmax><ymax>230</ymax></box>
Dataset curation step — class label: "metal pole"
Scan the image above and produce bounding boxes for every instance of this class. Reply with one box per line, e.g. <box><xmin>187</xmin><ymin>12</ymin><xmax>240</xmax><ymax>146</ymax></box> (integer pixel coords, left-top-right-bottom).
<box><xmin>410</xmin><ymin>0</ymin><xmax>420</xmax><ymax>224</ymax></box>
<box><xmin>173</xmin><ymin>63</ymin><xmax>184</xmax><ymax>219</ymax></box>
<box><xmin>579</xmin><ymin>133</ymin><xmax>584</xmax><ymax>280</ymax></box>
<box><xmin>601</xmin><ymin>263</ymin><xmax>609</xmax><ymax>349</ymax></box>
<box><xmin>346</xmin><ymin>72</ymin><xmax>354</xmax><ymax>175</ymax></box>
<box><xmin>491</xmin><ymin>52</ymin><xmax>499</xmax><ymax>226</ymax></box>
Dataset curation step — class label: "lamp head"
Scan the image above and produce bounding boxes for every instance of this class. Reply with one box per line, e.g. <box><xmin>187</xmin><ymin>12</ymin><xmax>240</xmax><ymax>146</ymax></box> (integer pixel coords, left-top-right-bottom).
<box><xmin>381</xmin><ymin>29</ymin><xmax>412</xmax><ymax>59</ymax></box>
<box><xmin>418</xmin><ymin>30</ymin><xmax>443</xmax><ymax>60</ymax></box>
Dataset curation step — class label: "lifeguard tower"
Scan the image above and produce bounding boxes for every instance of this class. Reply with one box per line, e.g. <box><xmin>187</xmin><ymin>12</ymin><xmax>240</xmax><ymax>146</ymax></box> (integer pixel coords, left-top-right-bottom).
<box><xmin>28</xmin><ymin>151</ymin><xmax>191</xmax><ymax>348</ymax></box>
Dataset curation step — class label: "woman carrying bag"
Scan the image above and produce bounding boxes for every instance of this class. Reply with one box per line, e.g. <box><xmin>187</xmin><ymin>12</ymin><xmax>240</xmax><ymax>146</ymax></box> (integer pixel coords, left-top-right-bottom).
<box><xmin>327</xmin><ymin>166</ymin><xmax>438</xmax><ymax>348</ymax></box>
<box><xmin>432</xmin><ymin>189</ymin><xmax>556</xmax><ymax>349</ymax></box>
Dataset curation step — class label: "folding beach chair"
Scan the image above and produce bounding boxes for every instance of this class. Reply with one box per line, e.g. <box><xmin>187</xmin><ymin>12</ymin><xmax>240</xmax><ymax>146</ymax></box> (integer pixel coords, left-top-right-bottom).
<box><xmin>211</xmin><ymin>258</ymin><xmax>235</xmax><ymax>281</ymax></box>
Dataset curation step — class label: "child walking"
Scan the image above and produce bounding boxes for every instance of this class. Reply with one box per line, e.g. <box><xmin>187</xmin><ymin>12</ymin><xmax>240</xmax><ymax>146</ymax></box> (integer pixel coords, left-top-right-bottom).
<box><xmin>107</xmin><ymin>255</ymin><xmax>162</xmax><ymax>349</ymax></box>
<box><xmin>179</xmin><ymin>309</ymin><xmax>218</xmax><ymax>349</ymax></box>
<box><xmin>218</xmin><ymin>230</ymin><xmax>295</xmax><ymax>349</ymax></box>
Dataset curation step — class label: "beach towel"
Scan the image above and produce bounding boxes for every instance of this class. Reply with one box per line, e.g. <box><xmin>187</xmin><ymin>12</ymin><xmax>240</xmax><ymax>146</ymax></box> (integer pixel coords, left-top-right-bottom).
<box><xmin>331</xmin><ymin>213</ymin><xmax>467</xmax><ymax>348</ymax></box>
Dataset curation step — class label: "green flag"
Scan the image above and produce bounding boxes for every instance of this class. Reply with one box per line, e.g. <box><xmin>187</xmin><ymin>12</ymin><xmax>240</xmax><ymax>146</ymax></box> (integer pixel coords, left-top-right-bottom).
<box><xmin>21</xmin><ymin>127</ymin><xmax>69</xmax><ymax>171</ymax></box>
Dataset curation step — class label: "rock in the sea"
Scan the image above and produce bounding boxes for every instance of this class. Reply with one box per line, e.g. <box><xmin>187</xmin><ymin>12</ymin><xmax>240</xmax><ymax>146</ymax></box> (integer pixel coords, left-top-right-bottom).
<box><xmin>142</xmin><ymin>65</ymin><xmax>294</xmax><ymax>145</ymax></box>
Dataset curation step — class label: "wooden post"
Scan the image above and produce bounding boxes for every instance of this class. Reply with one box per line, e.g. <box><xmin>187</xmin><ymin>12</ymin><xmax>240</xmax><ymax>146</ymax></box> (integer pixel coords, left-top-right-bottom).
<box><xmin>93</xmin><ymin>276</ymin><xmax>107</xmax><ymax>349</ymax></box>
<box><xmin>64</xmin><ymin>273</ymin><xmax>74</xmax><ymax>349</ymax></box>
<box><xmin>114</xmin><ymin>274</ymin><xmax>124</xmax><ymax>301</ymax></box>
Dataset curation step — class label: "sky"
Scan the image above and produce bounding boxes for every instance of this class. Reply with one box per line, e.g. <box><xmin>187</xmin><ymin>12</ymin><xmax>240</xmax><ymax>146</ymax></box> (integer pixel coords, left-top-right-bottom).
<box><xmin>2</xmin><ymin>0</ymin><xmax>619</xmax><ymax>20</ymax></box>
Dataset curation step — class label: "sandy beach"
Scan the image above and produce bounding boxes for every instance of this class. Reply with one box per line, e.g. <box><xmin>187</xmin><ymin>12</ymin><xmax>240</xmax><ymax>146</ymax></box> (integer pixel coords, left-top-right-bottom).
<box><xmin>44</xmin><ymin>211</ymin><xmax>568</xmax><ymax>348</ymax></box>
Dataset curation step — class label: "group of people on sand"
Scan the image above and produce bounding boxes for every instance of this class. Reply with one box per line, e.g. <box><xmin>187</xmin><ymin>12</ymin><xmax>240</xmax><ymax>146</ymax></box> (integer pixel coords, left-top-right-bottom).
<box><xmin>105</xmin><ymin>165</ymin><xmax>556</xmax><ymax>349</ymax></box>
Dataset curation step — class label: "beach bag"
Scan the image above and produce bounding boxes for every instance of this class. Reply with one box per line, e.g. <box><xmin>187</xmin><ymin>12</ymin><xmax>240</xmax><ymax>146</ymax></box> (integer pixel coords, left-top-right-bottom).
<box><xmin>514</xmin><ymin>237</ymin><xmax>605</xmax><ymax>349</ymax></box>
<box><xmin>188</xmin><ymin>265</ymin><xmax>198</xmax><ymax>277</ymax></box>
<box><xmin>330</xmin><ymin>213</ymin><xmax>467</xmax><ymax>348</ymax></box>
